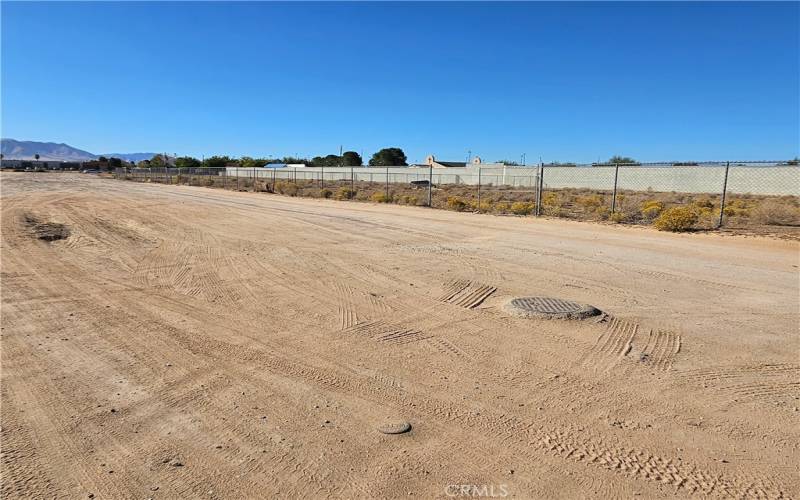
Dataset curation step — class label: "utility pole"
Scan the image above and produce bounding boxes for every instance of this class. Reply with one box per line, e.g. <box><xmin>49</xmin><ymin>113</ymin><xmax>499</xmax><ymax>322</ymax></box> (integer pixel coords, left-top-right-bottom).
<box><xmin>521</xmin><ymin>153</ymin><xmax>526</xmax><ymax>167</ymax></box>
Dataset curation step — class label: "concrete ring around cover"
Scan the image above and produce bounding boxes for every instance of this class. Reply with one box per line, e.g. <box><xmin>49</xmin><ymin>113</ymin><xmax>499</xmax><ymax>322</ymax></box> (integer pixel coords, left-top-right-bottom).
<box><xmin>503</xmin><ymin>297</ymin><xmax>602</xmax><ymax>320</ymax></box>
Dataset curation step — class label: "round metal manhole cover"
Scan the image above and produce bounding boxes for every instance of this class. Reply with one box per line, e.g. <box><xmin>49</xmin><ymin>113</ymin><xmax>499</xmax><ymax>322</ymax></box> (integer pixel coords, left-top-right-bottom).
<box><xmin>504</xmin><ymin>297</ymin><xmax>601</xmax><ymax>320</ymax></box>
<box><xmin>377</xmin><ymin>421</ymin><xmax>412</xmax><ymax>435</ymax></box>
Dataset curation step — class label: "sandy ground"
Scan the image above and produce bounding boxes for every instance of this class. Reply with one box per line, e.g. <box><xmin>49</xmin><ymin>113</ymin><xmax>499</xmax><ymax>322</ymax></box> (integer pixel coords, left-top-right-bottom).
<box><xmin>1</xmin><ymin>172</ymin><xmax>798</xmax><ymax>499</ymax></box>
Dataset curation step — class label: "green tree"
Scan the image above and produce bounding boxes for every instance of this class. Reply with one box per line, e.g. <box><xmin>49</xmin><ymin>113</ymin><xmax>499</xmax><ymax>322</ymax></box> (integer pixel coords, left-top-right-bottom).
<box><xmin>311</xmin><ymin>154</ymin><xmax>341</xmax><ymax>167</ymax></box>
<box><xmin>608</xmin><ymin>155</ymin><xmax>639</xmax><ymax>165</ymax></box>
<box><xmin>342</xmin><ymin>151</ymin><xmax>363</xmax><ymax>166</ymax></box>
<box><xmin>202</xmin><ymin>156</ymin><xmax>231</xmax><ymax>169</ymax></box>
<box><xmin>280</xmin><ymin>156</ymin><xmax>308</xmax><ymax>165</ymax></box>
<box><xmin>97</xmin><ymin>155</ymin><xmax>107</xmax><ymax>163</ymax></box>
<box><xmin>149</xmin><ymin>154</ymin><xmax>167</xmax><ymax>167</ymax></box>
<box><xmin>136</xmin><ymin>160</ymin><xmax>151</xmax><ymax>168</ymax></box>
<box><xmin>368</xmin><ymin>147</ymin><xmax>407</xmax><ymax>166</ymax></box>
<box><xmin>34</xmin><ymin>154</ymin><xmax>40</xmax><ymax>161</ymax></box>
<box><xmin>497</xmin><ymin>160</ymin><xmax>521</xmax><ymax>166</ymax></box>
<box><xmin>175</xmin><ymin>156</ymin><xmax>202</xmax><ymax>169</ymax></box>
<box><xmin>239</xmin><ymin>157</ymin><xmax>270</xmax><ymax>169</ymax></box>
<box><xmin>108</xmin><ymin>157</ymin><xmax>123</xmax><ymax>169</ymax></box>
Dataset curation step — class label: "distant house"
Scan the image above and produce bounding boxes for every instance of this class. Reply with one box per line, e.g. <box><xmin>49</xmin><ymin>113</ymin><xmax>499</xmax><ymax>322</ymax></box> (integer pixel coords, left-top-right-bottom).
<box><xmin>0</xmin><ymin>159</ymin><xmax>77</xmax><ymax>170</ymax></box>
<box><xmin>411</xmin><ymin>155</ymin><xmax>503</xmax><ymax>169</ymax></box>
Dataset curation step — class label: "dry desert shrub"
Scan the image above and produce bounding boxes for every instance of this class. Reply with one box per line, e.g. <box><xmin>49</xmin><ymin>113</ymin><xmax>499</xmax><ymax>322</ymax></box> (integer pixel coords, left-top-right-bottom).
<box><xmin>692</xmin><ymin>197</ymin><xmax>716</xmax><ymax>213</ymax></box>
<box><xmin>493</xmin><ymin>201</ymin><xmax>511</xmax><ymax>214</ymax></box>
<box><xmin>273</xmin><ymin>180</ymin><xmax>298</xmax><ymax>196</ymax></box>
<box><xmin>469</xmin><ymin>200</ymin><xmax>493</xmax><ymax>212</ymax></box>
<box><xmin>541</xmin><ymin>192</ymin><xmax>562</xmax><ymax>216</ymax></box>
<box><xmin>335</xmin><ymin>187</ymin><xmax>356</xmax><ymax>200</ymax></box>
<box><xmin>370</xmin><ymin>192</ymin><xmax>390</xmax><ymax>203</ymax></box>
<box><xmin>398</xmin><ymin>194</ymin><xmax>419</xmax><ymax>206</ymax></box>
<box><xmin>446</xmin><ymin>196</ymin><xmax>469</xmax><ymax>211</ymax></box>
<box><xmin>319</xmin><ymin>188</ymin><xmax>333</xmax><ymax>199</ymax></box>
<box><xmin>510</xmin><ymin>201</ymin><xmax>535</xmax><ymax>215</ymax></box>
<box><xmin>722</xmin><ymin>198</ymin><xmax>751</xmax><ymax>217</ymax></box>
<box><xmin>751</xmin><ymin>199</ymin><xmax>800</xmax><ymax>226</ymax></box>
<box><xmin>610</xmin><ymin>211</ymin><xmax>628</xmax><ymax>223</ymax></box>
<box><xmin>640</xmin><ymin>200</ymin><xmax>664</xmax><ymax>220</ymax></box>
<box><xmin>653</xmin><ymin>206</ymin><xmax>699</xmax><ymax>232</ymax></box>
<box><xmin>609</xmin><ymin>194</ymin><xmax>640</xmax><ymax>223</ymax></box>
<box><xmin>576</xmin><ymin>194</ymin><xmax>603</xmax><ymax>211</ymax></box>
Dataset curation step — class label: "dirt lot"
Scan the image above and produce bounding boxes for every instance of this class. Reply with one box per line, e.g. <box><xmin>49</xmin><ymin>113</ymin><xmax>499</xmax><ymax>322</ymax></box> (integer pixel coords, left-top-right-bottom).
<box><xmin>2</xmin><ymin>172</ymin><xmax>798</xmax><ymax>499</ymax></box>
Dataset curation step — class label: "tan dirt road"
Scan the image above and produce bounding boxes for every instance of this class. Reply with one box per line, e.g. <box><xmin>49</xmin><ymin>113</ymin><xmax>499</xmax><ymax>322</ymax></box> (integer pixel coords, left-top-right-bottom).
<box><xmin>2</xmin><ymin>172</ymin><xmax>798</xmax><ymax>499</ymax></box>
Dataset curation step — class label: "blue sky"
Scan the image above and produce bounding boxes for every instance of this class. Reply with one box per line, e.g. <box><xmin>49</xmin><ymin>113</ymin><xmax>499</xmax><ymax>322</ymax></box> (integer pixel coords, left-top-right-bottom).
<box><xmin>2</xmin><ymin>1</ymin><xmax>798</xmax><ymax>163</ymax></box>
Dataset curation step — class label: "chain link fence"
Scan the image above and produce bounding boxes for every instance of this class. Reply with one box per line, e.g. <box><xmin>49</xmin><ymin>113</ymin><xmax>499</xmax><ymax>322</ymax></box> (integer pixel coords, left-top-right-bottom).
<box><xmin>114</xmin><ymin>161</ymin><xmax>800</xmax><ymax>233</ymax></box>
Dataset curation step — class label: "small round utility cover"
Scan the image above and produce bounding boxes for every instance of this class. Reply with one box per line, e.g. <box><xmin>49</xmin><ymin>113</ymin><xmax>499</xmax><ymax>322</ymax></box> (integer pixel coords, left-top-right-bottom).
<box><xmin>504</xmin><ymin>297</ymin><xmax>601</xmax><ymax>320</ymax></box>
<box><xmin>377</xmin><ymin>421</ymin><xmax>412</xmax><ymax>434</ymax></box>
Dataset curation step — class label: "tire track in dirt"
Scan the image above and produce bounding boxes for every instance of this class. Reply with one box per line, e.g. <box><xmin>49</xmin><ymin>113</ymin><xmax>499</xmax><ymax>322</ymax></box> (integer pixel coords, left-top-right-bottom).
<box><xmin>398</xmin><ymin>243</ymin><xmax>505</xmax><ymax>284</ymax></box>
<box><xmin>111</xmin><ymin>300</ymin><xmax>504</xmax><ymax>497</ymax></box>
<box><xmin>670</xmin><ymin>364</ymin><xmax>800</xmax><ymax>408</ymax></box>
<box><xmin>678</xmin><ymin>363</ymin><xmax>800</xmax><ymax>383</ymax></box>
<box><xmin>0</xmin><ymin>394</ymin><xmax>59</xmax><ymax>498</ymax></box>
<box><xmin>579</xmin><ymin>316</ymin><xmax>682</xmax><ymax>373</ymax></box>
<box><xmin>129</xmin><ymin>296</ymin><xmax>524</xmax><ymax>496</ymax></box>
<box><xmin>329</xmin><ymin>281</ymin><xmax>394</xmax><ymax>331</ymax></box>
<box><xmin>425</xmin><ymin>337</ymin><xmax>469</xmax><ymax>359</ymax></box>
<box><xmin>1</xmin><ymin>335</ymin><xmax>138</xmax><ymax>499</ymax></box>
<box><xmin>438</xmin><ymin>280</ymin><xmax>497</xmax><ymax>309</ymax></box>
<box><xmin>344</xmin><ymin>320</ymin><xmax>434</xmax><ymax>345</ymax></box>
<box><xmin>159</xmin><ymin>326</ymin><xmax>788</xmax><ymax>499</ymax></box>
<box><xmin>3</xmin><ymin>278</ymin><xmax>362</xmax><ymax>498</ymax></box>
<box><xmin>638</xmin><ymin>329</ymin><xmax>682</xmax><ymax>371</ymax></box>
<box><xmin>109</xmin><ymin>266</ymin><xmax>782</xmax><ymax>495</ymax></box>
<box><xmin>579</xmin><ymin>316</ymin><xmax>638</xmax><ymax>372</ymax></box>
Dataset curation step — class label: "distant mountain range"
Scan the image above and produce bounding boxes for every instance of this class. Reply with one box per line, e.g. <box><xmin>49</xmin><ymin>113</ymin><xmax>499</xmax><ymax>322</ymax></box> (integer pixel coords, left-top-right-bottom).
<box><xmin>1</xmin><ymin>139</ymin><xmax>157</xmax><ymax>163</ymax></box>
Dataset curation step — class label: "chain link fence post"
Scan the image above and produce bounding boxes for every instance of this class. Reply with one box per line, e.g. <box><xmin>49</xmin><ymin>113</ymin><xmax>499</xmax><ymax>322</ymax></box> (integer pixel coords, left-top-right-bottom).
<box><xmin>428</xmin><ymin>164</ymin><xmax>433</xmax><ymax>207</ymax></box>
<box><xmin>535</xmin><ymin>162</ymin><xmax>544</xmax><ymax>216</ymax></box>
<box><xmin>351</xmin><ymin>166</ymin><xmax>355</xmax><ymax>192</ymax></box>
<box><xmin>385</xmin><ymin>166</ymin><xmax>389</xmax><ymax>200</ymax></box>
<box><xmin>718</xmin><ymin>161</ymin><xmax>730</xmax><ymax>229</ymax></box>
<box><xmin>611</xmin><ymin>162</ymin><xmax>620</xmax><ymax>213</ymax></box>
<box><xmin>477</xmin><ymin>167</ymin><xmax>482</xmax><ymax>212</ymax></box>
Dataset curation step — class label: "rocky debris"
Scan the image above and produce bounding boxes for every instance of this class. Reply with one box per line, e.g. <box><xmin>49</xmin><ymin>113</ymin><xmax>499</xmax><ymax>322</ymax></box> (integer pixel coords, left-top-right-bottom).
<box><xmin>23</xmin><ymin>214</ymin><xmax>70</xmax><ymax>242</ymax></box>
